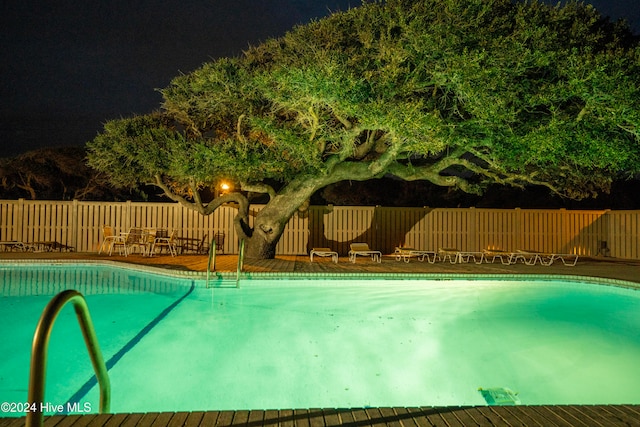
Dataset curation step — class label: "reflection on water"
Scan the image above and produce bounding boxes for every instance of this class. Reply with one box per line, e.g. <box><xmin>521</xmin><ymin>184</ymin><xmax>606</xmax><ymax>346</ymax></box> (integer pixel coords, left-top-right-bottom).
<box><xmin>0</xmin><ymin>264</ymin><xmax>189</xmax><ymax>297</ymax></box>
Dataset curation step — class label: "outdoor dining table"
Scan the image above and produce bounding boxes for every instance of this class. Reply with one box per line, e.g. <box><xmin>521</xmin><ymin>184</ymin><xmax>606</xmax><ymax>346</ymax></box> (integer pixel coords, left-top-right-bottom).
<box><xmin>174</xmin><ymin>235</ymin><xmax>207</xmax><ymax>254</ymax></box>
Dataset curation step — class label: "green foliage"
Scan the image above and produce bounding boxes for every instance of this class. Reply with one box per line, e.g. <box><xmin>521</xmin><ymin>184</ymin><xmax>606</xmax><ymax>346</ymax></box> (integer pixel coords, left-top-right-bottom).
<box><xmin>88</xmin><ymin>0</ymin><xmax>640</xmax><ymax>205</ymax></box>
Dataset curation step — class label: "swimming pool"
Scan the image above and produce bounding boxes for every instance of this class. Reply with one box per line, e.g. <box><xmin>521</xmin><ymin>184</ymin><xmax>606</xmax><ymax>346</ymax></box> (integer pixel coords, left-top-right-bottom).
<box><xmin>1</xmin><ymin>263</ymin><xmax>640</xmax><ymax>416</ymax></box>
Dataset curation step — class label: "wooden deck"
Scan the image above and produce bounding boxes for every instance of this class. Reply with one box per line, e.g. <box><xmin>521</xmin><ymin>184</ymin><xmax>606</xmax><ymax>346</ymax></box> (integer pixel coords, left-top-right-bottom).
<box><xmin>2</xmin><ymin>405</ymin><xmax>640</xmax><ymax>426</ymax></box>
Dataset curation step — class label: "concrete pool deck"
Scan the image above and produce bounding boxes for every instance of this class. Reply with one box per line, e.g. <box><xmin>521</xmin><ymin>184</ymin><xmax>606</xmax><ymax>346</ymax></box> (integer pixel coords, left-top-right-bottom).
<box><xmin>1</xmin><ymin>251</ymin><xmax>639</xmax><ymax>426</ymax></box>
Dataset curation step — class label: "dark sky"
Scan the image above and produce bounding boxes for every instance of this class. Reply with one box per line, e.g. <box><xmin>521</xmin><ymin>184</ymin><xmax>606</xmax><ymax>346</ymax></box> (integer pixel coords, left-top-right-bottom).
<box><xmin>1</xmin><ymin>0</ymin><xmax>638</xmax><ymax>158</ymax></box>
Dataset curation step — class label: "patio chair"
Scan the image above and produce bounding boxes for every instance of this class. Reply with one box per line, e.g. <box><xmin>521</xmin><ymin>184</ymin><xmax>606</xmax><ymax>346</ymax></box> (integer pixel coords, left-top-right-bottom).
<box><xmin>181</xmin><ymin>233</ymin><xmax>208</xmax><ymax>254</ymax></box>
<box><xmin>142</xmin><ymin>230</ymin><xmax>158</xmax><ymax>256</ymax></box>
<box><xmin>152</xmin><ymin>229</ymin><xmax>178</xmax><ymax>257</ymax></box>
<box><xmin>310</xmin><ymin>248</ymin><xmax>338</xmax><ymax>263</ymax></box>
<box><xmin>123</xmin><ymin>228</ymin><xmax>146</xmax><ymax>256</ymax></box>
<box><xmin>348</xmin><ymin>243</ymin><xmax>382</xmax><ymax>263</ymax></box>
<box><xmin>98</xmin><ymin>225</ymin><xmax>120</xmax><ymax>254</ymax></box>
<box><xmin>101</xmin><ymin>226</ymin><xmax>133</xmax><ymax>256</ymax></box>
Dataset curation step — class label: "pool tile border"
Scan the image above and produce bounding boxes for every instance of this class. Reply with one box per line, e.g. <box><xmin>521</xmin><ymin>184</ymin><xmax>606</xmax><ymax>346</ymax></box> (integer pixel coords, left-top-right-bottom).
<box><xmin>2</xmin><ymin>259</ymin><xmax>638</xmax><ymax>291</ymax></box>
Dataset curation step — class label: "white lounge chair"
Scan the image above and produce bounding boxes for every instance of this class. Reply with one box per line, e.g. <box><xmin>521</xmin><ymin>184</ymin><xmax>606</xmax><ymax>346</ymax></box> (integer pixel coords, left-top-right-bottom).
<box><xmin>482</xmin><ymin>249</ymin><xmax>517</xmax><ymax>265</ymax></box>
<box><xmin>348</xmin><ymin>243</ymin><xmax>382</xmax><ymax>263</ymax></box>
<box><xmin>394</xmin><ymin>247</ymin><xmax>438</xmax><ymax>263</ymax></box>
<box><xmin>438</xmin><ymin>248</ymin><xmax>485</xmax><ymax>264</ymax></box>
<box><xmin>516</xmin><ymin>250</ymin><xmax>579</xmax><ymax>266</ymax></box>
<box><xmin>548</xmin><ymin>253</ymin><xmax>579</xmax><ymax>266</ymax></box>
<box><xmin>438</xmin><ymin>248</ymin><xmax>460</xmax><ymax>263</ymax></box>
<box><xmin>0</xmin><ymin>241</ymin><xmax>29</xmax><ymax>252</ymax></box>
<box><xmin>310</xmin><ymin>248</ymin><xmax>338</xmax><ymax>263</ymax></box>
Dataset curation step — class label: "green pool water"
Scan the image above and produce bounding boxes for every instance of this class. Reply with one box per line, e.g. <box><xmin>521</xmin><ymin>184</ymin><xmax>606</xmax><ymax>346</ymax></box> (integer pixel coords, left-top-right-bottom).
<box><xmin>1</xmin><ymin>264</ymin><xmax>640</xmax><ymax>416</ymax></box>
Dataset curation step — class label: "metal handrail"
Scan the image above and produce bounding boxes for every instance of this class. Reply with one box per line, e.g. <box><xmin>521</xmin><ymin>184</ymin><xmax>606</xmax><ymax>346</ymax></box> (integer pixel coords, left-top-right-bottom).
<box><xmin>236</xmin><ymin>239</ymin><xmax>245</xmax><ymax>288</ymax></box>
<box><xmin>26</xmin><ymin>290</ymin><xmax>110</xmax><ymax>427</ymax></box>
<box><xmin>206</xmin><ymin>238</ymin><xmax>217</xmax><ymax>287</ymax></box>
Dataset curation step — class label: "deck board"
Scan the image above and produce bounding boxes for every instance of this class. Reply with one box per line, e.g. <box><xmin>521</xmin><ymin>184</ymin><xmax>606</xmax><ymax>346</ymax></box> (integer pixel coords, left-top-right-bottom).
<box><xmin>561</xmin><ymin>406</ymin><xmax>607</xmax><ymax>427</ymax></box>
<box><xmin>436</xmin><ymin>408</ymin><xmax>466</xmax><ymax>427</ymax></box>
<box><xmin>466</xmin><ymin>406</ymin><xmax>508</xmax><ymax>426</ymax></box>
<box><xmin>527</xmin><ymin>406</ymin><xmax>568</xmax><ymax>426</ymax></box>
<box><xmin>484</xmin><ymin>406</ymin><xmax>526</xmax><ymax>426</ymax></box>
<box><xmin>599</xmin><ymin>405</ymin><xmax>640</xmax><ymax>425</ymax></box>
<box><xmin>450</xmin><ymin>407</ymin><xmax>480</xmax><ymax>426</ymax></box>
<box><xmin>7</xmin><ymin>406</ymin><xmax>639</xmax><ymax>427</ymax></box>
<box><xmin>344</xmin><ymin>407</ymin><xmax>370</xmax><ymax>425</ymax></box>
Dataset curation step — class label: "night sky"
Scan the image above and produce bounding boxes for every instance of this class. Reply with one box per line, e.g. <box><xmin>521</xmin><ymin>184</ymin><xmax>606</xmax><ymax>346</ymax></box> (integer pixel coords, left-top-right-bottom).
<box><xmin>1</xmin><ymin>0</ymin><xmax>639</xmax><ymax>158</ymax></box>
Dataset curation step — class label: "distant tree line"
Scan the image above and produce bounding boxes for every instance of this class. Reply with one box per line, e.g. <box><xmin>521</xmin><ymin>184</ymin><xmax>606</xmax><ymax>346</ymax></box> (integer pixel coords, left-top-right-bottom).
<box><xmin>0</xmin><ymin>146</ymin><xmax>158</xmax><ymax>201</ymax></box>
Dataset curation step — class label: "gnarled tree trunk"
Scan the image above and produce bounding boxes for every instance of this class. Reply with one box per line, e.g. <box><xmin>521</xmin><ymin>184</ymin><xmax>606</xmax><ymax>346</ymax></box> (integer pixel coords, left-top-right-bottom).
<box><xmin>239</xmin><ymin>177</ymin><xmax>320</xmax><ymax>260</ymax></box>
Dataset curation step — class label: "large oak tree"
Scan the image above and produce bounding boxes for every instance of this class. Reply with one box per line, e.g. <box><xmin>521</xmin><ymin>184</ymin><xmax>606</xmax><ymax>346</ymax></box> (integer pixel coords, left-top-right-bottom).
<box><xmin>87</xmin><ymin>0</ymin><xmax>640</xmax><ymax>259</ymax></box>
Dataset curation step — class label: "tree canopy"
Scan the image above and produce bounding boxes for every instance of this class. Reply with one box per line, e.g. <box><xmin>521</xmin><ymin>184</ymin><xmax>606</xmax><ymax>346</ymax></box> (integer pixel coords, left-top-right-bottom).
<box><xmin>87</xmin><ymin>0</ymin><xmax>640</xmax><ymax>258</ymax></box>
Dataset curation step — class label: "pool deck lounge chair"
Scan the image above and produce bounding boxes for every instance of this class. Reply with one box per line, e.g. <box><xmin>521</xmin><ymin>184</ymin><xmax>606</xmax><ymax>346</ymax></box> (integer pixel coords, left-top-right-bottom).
<box><xmin>549</xmin><ymin>252</ymin><xmax>579</xmax><ymax>266</ymax></box>
<box><xmin>349</xmin><ymin>243</ymin><xmax>382</xmax><ymax>263</ymax></box>
<box><xmin>438</xmin><ymin>248</ymin><xmax>486</xmax><ymax>264</ymax></box>
<box><xmin>0</xmin><ymin>241</ymin><xmax>31</xmax><ymax>252</ymax></box>
<box><xmin>516</xmin><ymin>250</ymin><xmax>579</xmax><ymax>266</ymax></box>
<box><xmin>482</xmin><ymin>249</ymin><xmax>517</xmax><ymax>265</ymax></box>
<box><xmin>438</xmin><ymin>248</ymin><xmax>459</xmax><ymax>263</ymax></box>
<box><xmin>310</xmin><ymin>248</ymin><xmax>339</xmax><ymax>263</ymax></box>
<box><xmin>31</xmin><ymin>241</ymin><xmax>75</xmax><ymax>252</ymax></box>
<box><xmin>394</xmin><ymin>247</ymin><xmax>438</xmax><ymax>263</ymax></box>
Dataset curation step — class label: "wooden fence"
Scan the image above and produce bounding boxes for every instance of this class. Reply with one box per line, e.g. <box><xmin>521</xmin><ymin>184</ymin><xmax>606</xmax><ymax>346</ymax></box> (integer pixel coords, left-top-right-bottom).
<box><xmin>1</xmin><ymin>199</ymin><xmax>639</xmax><ymax>259</ymax></box>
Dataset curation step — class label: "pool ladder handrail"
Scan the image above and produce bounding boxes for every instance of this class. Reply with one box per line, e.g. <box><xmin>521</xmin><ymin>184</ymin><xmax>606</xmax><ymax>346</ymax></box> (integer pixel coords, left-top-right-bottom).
<box><xmin>236</xmin><ymin>239</ymin><xmax>245</xmax><ymax>287</ymax></box>
<box><xmin>26</xmin><ymin>290</ymin><xmax>110</xmax><ymax>427</ymax></box>
<box><xmin>206</xmin><ymin>238</ymin><xmax>216</xmax><ymax>287</ymax></box>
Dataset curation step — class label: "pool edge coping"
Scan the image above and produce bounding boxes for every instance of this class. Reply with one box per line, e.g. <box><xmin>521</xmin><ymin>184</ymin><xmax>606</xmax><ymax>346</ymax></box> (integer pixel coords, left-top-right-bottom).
<box><xmin>2</xmin><ymin>258</ymin><xmax>638</xmax><ymax>291</ymax></box>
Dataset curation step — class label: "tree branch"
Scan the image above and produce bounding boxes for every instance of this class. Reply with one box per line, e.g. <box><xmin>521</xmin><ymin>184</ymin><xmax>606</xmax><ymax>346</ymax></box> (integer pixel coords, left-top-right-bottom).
<box><xmin>240</xmin><ymin>181</ymin><xmax>277</xmax><ymax>200</ymax></box>
<box><xmin>333</xmin><ymin>111</ymin><xmax>353</xmax><ymax>130</ymax></box>
<box><xmin>352</xmin><ymin>129</ymin><xmax>378</xmax><ymax>159</ymax></box>
<box><xmin>152</xmin><ymin>174</ymin><xmax>255</xmax><ymax>239</ymax></box>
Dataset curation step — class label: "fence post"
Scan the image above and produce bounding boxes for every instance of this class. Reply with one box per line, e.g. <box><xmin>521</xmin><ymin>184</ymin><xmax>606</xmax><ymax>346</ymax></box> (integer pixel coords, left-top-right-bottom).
<box><xmin>514</xmin><ymin>208</ymin><xmax>522</xmax><ymax>251</ymax></box>
<box><xmin>124</xmin><ymin>200</ymin><xmax>132</xmax><ymax>232</ymax></box>
<box><xmin>468</xmin><ymin>207</ymin><xmax>477</xmax><ymax>252</ymax></box>
<box><xmin>604</xmin><ymin>209</ymin><xmax>613</xmax><ymax>257</ymax></box>
<box><xmin>72</xmin><ymin>200</ymin><xmax>79</xmax><ymax>251</ymax></box>
<box><xmin>17</xmin><ymin>198</ymin><xmax>25</xmax><ymax>242</ymax></box>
